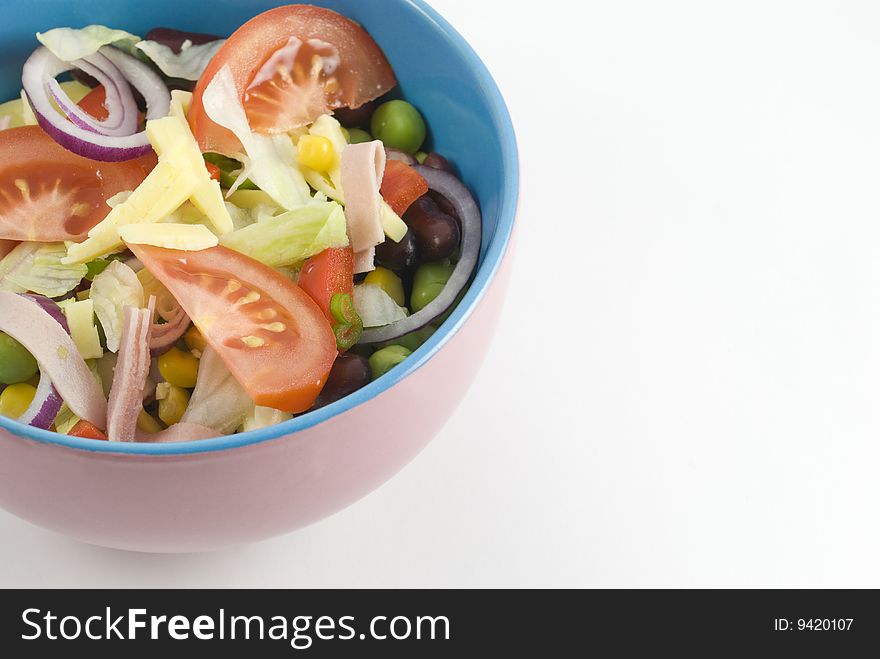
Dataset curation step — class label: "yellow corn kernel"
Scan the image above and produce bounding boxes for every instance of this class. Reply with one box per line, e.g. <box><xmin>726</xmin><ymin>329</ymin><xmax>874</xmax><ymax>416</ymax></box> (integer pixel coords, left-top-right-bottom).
<box><xmin>184</xmin><ymin>325</ymin><xmax>207</xmax><ymax>354</ymax></box>
<box><xmin>157</xmin><ymin>347</ymin><xmax>200</xmax><ymax>389</ymax></box>
<box><xmin>298</xmin><ymin>135</ymin><xmax>336</xmax><ymax>172</ymax></box>
<box><xmin>0</xmin><ymin>383</ymin><xmax>37</xmax><ymax>419</ymax></box>
<box><xmin>137</xmin><ymin>408</ymin><xmax>164</xmax><ymax>433</ymax></box>
<box><xmin>158</xmin><ymin>384</ymin><xmax>191</xmax><ymax>426</ymax></box>
<box><xmin>365</xmin><ymin>267</ymin><xmax>406</xmax><ymax>307</ymax></box>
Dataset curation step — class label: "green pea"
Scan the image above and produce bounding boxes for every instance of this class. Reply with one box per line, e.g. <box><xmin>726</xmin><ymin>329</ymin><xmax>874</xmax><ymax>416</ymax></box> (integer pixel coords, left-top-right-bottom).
<box><xmin>0</xmin><ymin>332</ymin><xmax>39</xmax><ymax>385</ymax></box>
<box><xmin>411</xmin><ymin>261</ymin><xmax>455</xmax><ymax>312</ymax></box>
<box><xmin>370</xmin><ymin>100</ymin><xmax>426</xmax><ymax>154</ymax></box>
<box><xmin>380</xmin><ymin>326</ymin><xmax>436</xmax><ymax>352</ymax></box>
<box><xmin>369</xmin><ymin>345</ymin><xmax>412</xmax><ymax>380</ymax></box>
<box><xmin>347</xmin><ymin>128</ymin><xmax>373</xmax><ymax>144</ymax></box>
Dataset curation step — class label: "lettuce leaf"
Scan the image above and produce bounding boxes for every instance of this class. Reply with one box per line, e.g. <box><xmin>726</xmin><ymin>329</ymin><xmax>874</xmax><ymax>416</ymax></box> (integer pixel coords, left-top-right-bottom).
<box><xmin>220</xmin><ymin>202</ymin><xmax>349</xmax><ymax>268</ymax></box>
<box><xmin>201</xmin><ymin>65</ymin><xmax>311</xmax><ymax>210</ymax></box>
<box><xmin>353</xmin><ymin>284</ymin><xmax>409</xmax><ymax>328</ymax></box>
<box><xmin>136</xmin><ymin>39</ymin><xmax>225</xmax><ymax>81</ymax></box>
<box><xmin>37</xmin><ymin>25</ymin><xmax>140</xmax><ymax>62</ymax></box>
<box><xmin>89</xmin><ymin>260</ymin><xmax>144</xmax><ymax>353</ymax></box>
<box><xmin>0</xmin><ymin>242</ymin><xmax>87</xmax><ymax>297</ymax></box>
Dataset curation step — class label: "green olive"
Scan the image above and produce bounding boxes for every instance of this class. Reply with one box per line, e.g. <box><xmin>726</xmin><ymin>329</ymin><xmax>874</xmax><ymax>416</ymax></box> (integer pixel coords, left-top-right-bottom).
<box><xmin>411</xmin><ymin>261</ymin><xmax>455</xmax><ymax>313</ymax></box>
<box><xmin>370</xmin><ymin>100</ymin><xmax>426</xmax><ymax>154</ymax></box>
<box><xmin>0</xmin><ymin>332</ymin><xmax>39</xmax><ymax>385</ymax></box>
<box><xmin>368</xmin><ymin>345</ymin><xmax>412</xmax><ymax>380</ymax></box>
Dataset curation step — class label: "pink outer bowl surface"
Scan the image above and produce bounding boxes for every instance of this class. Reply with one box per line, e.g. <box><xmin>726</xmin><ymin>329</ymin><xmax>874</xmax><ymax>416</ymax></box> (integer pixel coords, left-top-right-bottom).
<box><xmin>0</xmin><ymin>250</ymin><xmax>513</xmax><ymax>552</ymax></box>
<box><xmin>0</xmin><ymin>0</ymin><xmax>518</xmax><ymax>552</ymax></box>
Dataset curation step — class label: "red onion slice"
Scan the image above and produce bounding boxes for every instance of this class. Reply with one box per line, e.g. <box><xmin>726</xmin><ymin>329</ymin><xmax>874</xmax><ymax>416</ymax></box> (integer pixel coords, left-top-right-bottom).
<box><xmin>17</xmin><ymin>365</ymin><xmax>64</xmax><ymax>429</ymax></box>
<box><xmin>47</xmin><ymin>51</ymin><xmax>138</xmax><ymax>136</ymax></box>
<box><xmin>99</xmin><ymin>46</ymin><xmax>170</xmax><ymax>121</ymax></box>
<box><xmin>22</xmin><ymin>45</ymin><xmax>170</xmax><ymax>161</ymax></box>
<box><xmin>15</xmin><ymin>295</ymin><xmax>68</xmax><ymax>429</ymax></box>
<box><xmin>150</xmin><ymin>308</ymin><xmax>191</xmax><ymax>355</ymax></box>
<box><xmin>0</xmin><ymin>292</ymin><xmax>106</xmax><ymax>427</ymax></box>
<box><xmin>26</xmin><ymin>293</ymin><xmax>70</xmax><ymax>332</ymax></box>
<box><xmin>358</xmin><ymin>166</ymin><xmax>482</xmax><ymax>344</ymax></box>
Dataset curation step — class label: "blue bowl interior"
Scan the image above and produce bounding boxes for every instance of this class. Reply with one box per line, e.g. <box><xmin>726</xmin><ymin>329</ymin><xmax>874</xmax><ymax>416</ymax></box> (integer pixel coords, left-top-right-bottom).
<box><xmin>0</xmin><ymin>0</ymin><xmax>518</xmax><ymax>454</ymax></box>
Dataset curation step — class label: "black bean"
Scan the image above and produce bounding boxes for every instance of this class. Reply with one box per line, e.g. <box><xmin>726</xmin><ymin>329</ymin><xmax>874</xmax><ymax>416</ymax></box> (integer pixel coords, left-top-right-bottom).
<box><xmin>429</xmin><ymin>191</ymin><xmax>459</xmax><ymax>221</ymax></box>
<box><xmin>314</xmin><ymin>354</ymin><xmax>373</xmax><ymax>408</ymax></box>
<box><xmin>145</xmin><ymin>27</ymin><xmax>223</xmax><ymax>54</ymax></box>
<box><xmin>71</xmin><ymin>69</ymin><xmax>99</xmax><ymax>89</ymax></box>
<box><xmin>422</xmin><ymin>152</ymin><xmax>455</xmax><ymax>174</ymax></box>
<box><xmin>403</xmin><ymin>196</ymin><xmax>460</xmax><ymax>261</ymax></box>
<box><xmin>334</xmin><ymin>99</ymin><xmax>380</xmax><ymax>128</ymax></box>
<box><xmin>375</xmin><ymin>230</ymin><xmax>419</xmax><ymax>272</ymax></box>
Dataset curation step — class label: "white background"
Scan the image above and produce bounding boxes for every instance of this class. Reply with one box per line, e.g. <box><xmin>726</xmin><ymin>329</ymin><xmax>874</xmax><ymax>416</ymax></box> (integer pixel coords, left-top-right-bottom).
<box><xmin>3</xmin><ymin>0</ymin><xmax>880</xmax><ymax>587</ymax></box>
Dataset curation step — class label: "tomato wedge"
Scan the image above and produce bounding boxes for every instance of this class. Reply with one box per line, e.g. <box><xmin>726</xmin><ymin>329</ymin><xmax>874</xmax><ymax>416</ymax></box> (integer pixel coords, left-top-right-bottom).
<box><xmin>0</xmin><ymin>126</ymin><xmax>156</xmax><ymax>242</ymax></box>
<box><xmin>298</xmin><ymin>247</ymin><xmax>354</xmax><ymax>324</ymax></box>
<box><xmin>190</xmin><ymin>4</ymin><xmax>397</xmax><ymax>154</ymax></box>
<box><xmin>77</xmin><ymin>85</ymin><xmax>109</xmax><ymax>120</ymax></box>
<box><xmin>0</xmin><ymin>239</ymin><xmax>17</xmax><ymax>260</ymax></box>
<box><xmin>128</xmin><ymin>244</ymin><xmax>337</xmax><ymax>413</ymax></box>
<box><xmin>380</xmin><ymin>160</ymin><xmax>429</xmax><ymax>216</ymax></box>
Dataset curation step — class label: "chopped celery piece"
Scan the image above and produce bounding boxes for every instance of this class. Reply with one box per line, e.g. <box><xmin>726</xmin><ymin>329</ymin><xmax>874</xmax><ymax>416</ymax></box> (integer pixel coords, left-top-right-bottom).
<box><xmin>220</xmin><ymin>202</ymin><xmax>349</xmax><ymax>268</ymax></box>
<box><xmin>63</xmin><ymin>299</ymin><xmax>103</xmax><ymax>360</ymax></box>
<box><xmin>242</xmin><ymin>406</ymin><xmax>293</xmax><ymax>432</ymax></box>
<box><xmin>54</xmin><ymin>404</ymin><xmax>81</xmax><ymax>435</ymax></box>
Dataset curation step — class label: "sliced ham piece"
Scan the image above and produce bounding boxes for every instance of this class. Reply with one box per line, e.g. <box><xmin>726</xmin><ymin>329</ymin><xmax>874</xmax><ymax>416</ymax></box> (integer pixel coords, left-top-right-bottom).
<box><xmin>353</xmin><ymin>247</ymin><xmax>376</xmax><ymax>274</ymax></box>
<box><xmin>0</xmin><ymin>291</ymin><xmax>106</xmax><ymax>426</ymax></box>
<box><xmin>340</xmin><ymin>140</ymin><xmax>386</xmax><ymax>272</ymax></box>
<box><xmin>106</xmin><ymin>300</ymin><xmax>155</xmax><ymax>442</ymax></box>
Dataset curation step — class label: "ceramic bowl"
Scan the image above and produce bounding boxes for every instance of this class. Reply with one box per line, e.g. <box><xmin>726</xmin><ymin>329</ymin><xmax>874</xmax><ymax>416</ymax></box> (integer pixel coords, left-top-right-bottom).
<box><xmin>0</xmin><ymin>0</ymin><xmax>518</xmax><ymax>552</ymax></box>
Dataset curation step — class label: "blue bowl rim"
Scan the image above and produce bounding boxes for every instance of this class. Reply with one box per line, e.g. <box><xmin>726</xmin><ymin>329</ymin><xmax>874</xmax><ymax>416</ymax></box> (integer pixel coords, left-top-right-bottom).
<box><xmin>0</xmin><ymin>0</ymin><xmax>519</xmax><ymax>456</ymax></box>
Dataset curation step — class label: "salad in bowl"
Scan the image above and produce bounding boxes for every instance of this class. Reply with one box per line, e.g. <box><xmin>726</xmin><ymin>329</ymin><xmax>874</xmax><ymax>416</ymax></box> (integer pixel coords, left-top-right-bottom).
<box><xmin>0</xmin><ymin>4</ymin><xmax>481</xmax><ymax>444</ymax></box>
